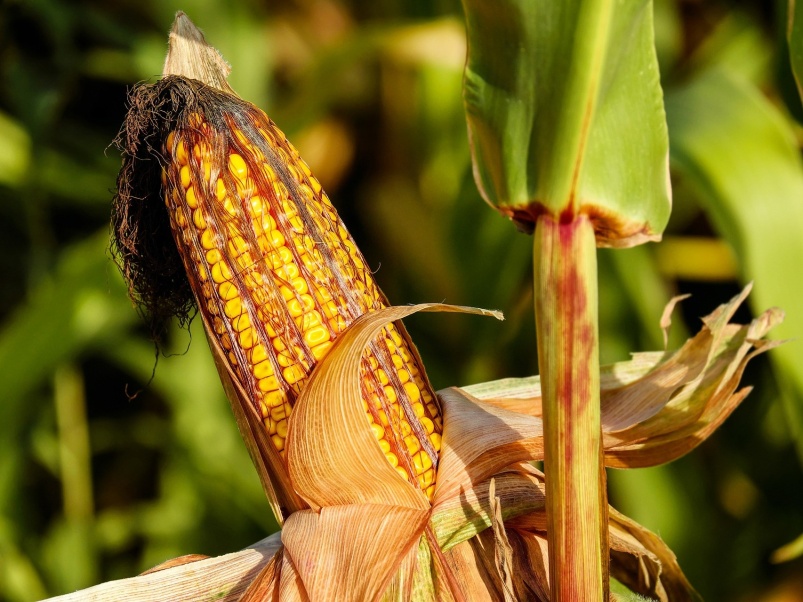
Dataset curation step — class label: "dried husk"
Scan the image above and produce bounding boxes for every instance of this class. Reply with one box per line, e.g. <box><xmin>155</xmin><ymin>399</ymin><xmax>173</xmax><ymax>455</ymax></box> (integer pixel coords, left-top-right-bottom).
<box><xmin>44</xmin><ymin>286</ymin><xmax>778</xmax><ymax>600</ymax></box>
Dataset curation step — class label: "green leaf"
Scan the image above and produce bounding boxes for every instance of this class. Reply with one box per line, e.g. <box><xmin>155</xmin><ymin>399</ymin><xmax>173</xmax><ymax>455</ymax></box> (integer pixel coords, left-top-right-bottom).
<box><xmin>666</xmin><ymin>68</ymin><xmax>803</xmax><ymax>462</ymax></box>
<box><xmin>461</xmin><ymin>0</ymin><xmax>670</xmax><ymax>247</ymax></box>
<box><xmin>788</xmin><ymin>0</ymin><xmax>803</xmax><ymax>100</ymax></box>
<box><xmin>0</xmin><ymin>111</ymin><xmax>31</xmax><ymax>186</ymax></box>
<box><xmin>0</xmin><ymin>232</ymin><xmax>134</xmax><ymax>434</ymax></box>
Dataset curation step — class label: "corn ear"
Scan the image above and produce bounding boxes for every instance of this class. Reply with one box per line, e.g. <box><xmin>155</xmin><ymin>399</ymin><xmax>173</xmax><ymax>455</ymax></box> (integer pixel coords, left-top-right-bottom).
<box><xmin>112</xmin><ymin>14</ymin><xmax>444</xmax><ymax>519</ymax></box>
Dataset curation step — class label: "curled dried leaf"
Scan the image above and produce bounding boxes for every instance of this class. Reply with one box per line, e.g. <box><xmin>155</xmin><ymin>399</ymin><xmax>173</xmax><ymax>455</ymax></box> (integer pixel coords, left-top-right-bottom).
<box><xmin>456</xmin><ymin>286</ymin><xmax>783</xmax><ymax>469</ymax></box>
<box><xmin>286</xmin><ymin>303</ymin><xmax>502</xmax><ymax>511</ymax></box>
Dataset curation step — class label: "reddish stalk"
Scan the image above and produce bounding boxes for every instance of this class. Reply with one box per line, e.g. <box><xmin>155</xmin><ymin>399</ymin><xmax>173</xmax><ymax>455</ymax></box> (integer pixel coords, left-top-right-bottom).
<box><xmin>533</xmin><ymin>213</ymin><xmax>608</xmax><ymax>600</ymax></box>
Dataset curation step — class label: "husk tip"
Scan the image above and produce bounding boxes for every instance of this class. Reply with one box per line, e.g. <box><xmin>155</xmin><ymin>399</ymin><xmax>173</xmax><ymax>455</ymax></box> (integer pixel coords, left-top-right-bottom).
<box><xmin>162</xmin><ymin>10</ymin><xmax>233</xmax><ymax>93</ymax></box>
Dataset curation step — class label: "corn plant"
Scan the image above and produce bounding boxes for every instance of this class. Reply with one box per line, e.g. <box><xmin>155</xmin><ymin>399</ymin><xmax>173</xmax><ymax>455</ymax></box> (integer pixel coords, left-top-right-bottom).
<box><xmin>22</xmin><ymin>3</ymin><xmax>799</xmax><ymax>601</ymax></box>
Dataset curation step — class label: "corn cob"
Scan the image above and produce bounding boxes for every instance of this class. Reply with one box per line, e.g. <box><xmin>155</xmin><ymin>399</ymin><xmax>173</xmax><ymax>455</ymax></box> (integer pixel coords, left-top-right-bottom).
<box><xmin>160</xmin><ymin>104</ymin><xmax>442</xmax><ymax>498</ymax></box>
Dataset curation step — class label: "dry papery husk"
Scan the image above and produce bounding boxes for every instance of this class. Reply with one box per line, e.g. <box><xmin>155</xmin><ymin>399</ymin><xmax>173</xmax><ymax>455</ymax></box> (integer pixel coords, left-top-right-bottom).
<box><xmin>43</xmin><ymin>287</ymin><xmax>781</xmax><ymax>601</ymax></box>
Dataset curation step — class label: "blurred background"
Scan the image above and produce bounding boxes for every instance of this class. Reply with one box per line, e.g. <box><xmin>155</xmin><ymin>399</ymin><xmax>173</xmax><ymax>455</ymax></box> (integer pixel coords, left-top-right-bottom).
<box><xmin>0</xmin><ymin>0</ymin><xmax>802</xmax><ymax>600</ymax></box>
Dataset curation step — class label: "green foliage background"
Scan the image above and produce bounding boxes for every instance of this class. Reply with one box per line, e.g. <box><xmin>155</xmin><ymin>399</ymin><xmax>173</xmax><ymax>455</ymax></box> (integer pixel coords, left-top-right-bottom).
<box><xmin>0</xmin><ymin>0</ymin><xmax>801</xmax><ymax>600</ymax></box>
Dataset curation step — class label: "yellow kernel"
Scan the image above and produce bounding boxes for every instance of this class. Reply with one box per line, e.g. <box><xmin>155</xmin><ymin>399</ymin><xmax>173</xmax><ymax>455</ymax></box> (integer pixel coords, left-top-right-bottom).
<box><xmin>297</xmin><ymin>310</ymin><xmax>323</xmax><ymax>331</ymax></box>
<box><xmin>254</xmin><ymin>361</ymin><xmax>275</xmax><ymax>380</ymax></box>
<box><xmin>201</xmin><ymin>229</ymin><xmax>216</xmax><ymax>250</ymax></box>
<box><xmin>310</xmin><ymin>176</ymin><xmax>322</xmax><ymax>195</ymax></box>
<box><xmin>429</xmin><ymin>432</ymin><xmax>442</xmax><ymax>452</ymax></box>
<box><xmin>273</xmin><ymin>181</ymin><xmax>289</xmax><ymax>201</ymax></box>
<box><xmin>311</xmin><ymin>341</ymin><xmax>332</xmax><ymax>360</ymax></box>
<box><xmin>426</xmin><ymin>403</ymin><xmax>439</xmax><ymax>417</ymax></box>
<box><xmin>232</xmin><ymin>313</ymin><xmax>251</xmax><ymax>332</ymax></box>
<box><xmin>173</xmin><ymin>208</ymin><xmax>187</xmax><ymax>228</ymax></box>
<box><xmin>298</xmin><ymin>183</ymin><xmax>314</xmax><ymax>201</ymax></box>
<box><xmin>412</xmin><ymin>402</ymin><xmax>425</xmax><ymax>418</ymax></box>
<box><xmin>289</xmin><ymin>216</ymin><xmax>304</xmax><ymax>231</ymax></box>
<box><xmin>392</xmin><ymin>354</ymin><xmax>405</xmax><ymax>369</ymax></box>
<box><xmin>425</xmin><ymin>485</ymin><xmax>435</xmax><ymax>499</ymax></box>
<box><xmin>279</xmin><ymin>285</ymin><xmax>294</xmax><ymax>302</ymax></box>
<box><xmin>370</xmin><ymin>422</ymin><xmax>384</xmax><ymax>440</ymax></box>
<box><xmin>218</xmin><ymin>282</ymin><xmax>238</xmax><ymax>300</ymax></box>
<box><xmin>250</xmin><ymin>343</ymin><xmax>268</xmax><ymax>364</ymax></box>
<box><xmin>403</xmin><ymin>381</ymin><xmax>421</xmax><ymax>403</ymax></box>
<box><xmin>269</xmin><ymin>229</ymin><xmax>285</xmax><ymax>248</ymax></box>
<box><xmin>192</xmin><ymin>209</ymin><xmax>207</xmax><ymax>230</ymax></box>
<box><xmin>413</xmin><ymin>450</ymin><xmax>433</xmax><ymax>472</ymax></box>
<box><xmin>259</xmin><ymin>211</ymin><xmax>277</xmax><ymax>231</ymax></box>
<box><xmin>259</xmin><ymin>401</ymin><xmax>268</xmax><ymax>418</ymax></box>
<box><xmin>287</xmin><ymin>294</ymin><xmax>314</xmax><ymax>318</ymax></box>
<box><xmin>385</xmin><ymin>452</ymin><xmax>399</xmax><ymax>468</ymax></box>
<box><xmin>265</xmin><ymin>246</ymin><xmax>293</xmax><ymax>269</ymax></box>
<box><xmin>180</xmin><ymin>165</ymin><xmax>191</xmax><ymax>189</ymax></box>
<box><xmin>216</xmin><ymin>178</ymin><xmax>226</xmax><ymax>201</ymax></box>
<box><xmin>238</xmin><ymin>328</ymin><xmax>255</xmax><ymax>349</ymax></box>
<box><xmin>401</xmin><ymin>421</ymin><xmax>412</xmax><ymax>436</ymax></box>
<box><xmin>383</xmin><ymin>385</ymin><xmax>398</xmax><ymax>404</ymax></box>
<box><xmin>262</xmin><ymin>162</ymin><xmax>276</xmax><ymax>181</ymax></box>
<box><xmin>395</xmin><ymin>466</ymin><xmax>408</xmax><ymax>481</ymax></box>
<box><xmin>270</xmin><ymin>404</ymin><xmax>288</xmax><ymax>421</ymax></box>
<box><xmin>206</xmin><ymin>248</ymin><xmax>222</xmax><ymax>264</ymax></box>
<box><xmin>313</xmin><ymin>285</ymin><xmax>333</xmax><ymax>303</ymax></box>
<box><xmin>398</xmin><ymin>369</ymin><xmax>410</xmax><ymax>384</ymax></box>
<box><xmin>185</xmin><ymin>186</ymin><xmax>199</xmax><ymax>209</ymax></box>
<box><xmin>276</xmin><ymin>419</ymin><xmax>288</xmax><ymax>438</ymax></box>
<box><xmin>192</xmin><ymin>141</ymin><xmax>208</xmax><ymax>160</ymax></box>
<box><xmin>211</xmin><ymin>261</ymin><xmax>232</xmax><ymax>284</ymax></box>
<box><xmin>258</xmin><ymin>375</ymin><xmax>280</xmax><ymax>392</ymax></box>
<box><xmin>420</xmin><ymin>416</ymin><xmax>435</xmax><ymax>435</ymax></box>
<box><xmin>292</xmin><ymin>235</ymin><xmax>314</xmax><ymax>255</ymax></box>
<box><xmin>378</xmin><ymin>410</ymin><xmax>389</xmax><ymax>426</ymax></box>
<box><xmin>223</xmin><ymin>297</ymin><xmax>242</xmax><ymax>319</ymax></box>
<box><xmin>379</xmin><ymin>439</ymin><xmax>391</xmax><ymax>453</ymax></box>
<box><xmin>404</xmin><ymin>435</ymin><xmax>421</xmax><ymax>455</ymax></box>
<box><xmin>223</xmin><ymin>198</ymin><xmax>237</xmax><ymax>216</ymax></box>
<box><xmin>176</xmin><ymin>139</ymin><xmax>189</xmax><ymax>165</ymax></box>
<box><xmin>220</xmin><ymin>333</ymin><xmax>233</xmax><ymax>350</ymax></box>
<box><xmin>229</xmin><ymin>153</ymin><xmax>248</xmax><ymax>181</ymax></box>
<box><xmin>200</xmin><ymin>160</ymin><xmax>212</xmax><ymax>182</ymax></box>
<box><xmin>234</xmin><ymin>251</ymin><xmax>254</xmax><ymax>271</ymax></box>
<box><xmin>291</xmin><ymin>277</ymin><xmax>308</xmax><ymax>296</ymax></box>
<box><xmin>228</xmin><ymin>236</ymin><xmax>248</xmax><ymax>256</ymax></box>
<box><xmin>283</xmin><ymin>364</ymin><xmax>306</xmax><ymax>385</ymax></box>
<box><xmin>321</xmin><ymin>300</ymin><xmax>340</xmax><ymax>319</ymax></box>
<box><xmin>303</xmin><ymin>326</ymin><xmax>330</xmax><ymax>347</ymax></box>
<box><xmin>376</xmin><ymin>369</ymin><xmax>389</xmax><ymax>386</ymax></box>
<box><xmin>271</xmin><ymin>434</ymin><xmax>285</xmax><ymax>452</ymax></box>
<box><xmin>273</xmin><ymin>262</ymin><xmax>299</xmax><ymax>283</ymax></box>
<box><xmin>418</xmin><ymin>470</ymin><xmax>435</xmax><ymax>487</ymax></box>
<box><xmin>328</xmin><ymin>315</ymin><xmax>348</xmax><ymax>332</ymax></box>
<box><xmin>263</xmin><ymin>390</ymin><xmax>284</xmax><ymax>408</ymax></box>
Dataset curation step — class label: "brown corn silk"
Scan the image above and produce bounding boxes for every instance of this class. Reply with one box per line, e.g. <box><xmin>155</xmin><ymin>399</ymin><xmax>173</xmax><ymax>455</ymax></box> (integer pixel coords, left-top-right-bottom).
<box><xmin>113</xmin><ymin>74</ymin><xmax>442</xmax><ymax>502</ymax></box>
